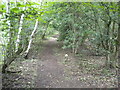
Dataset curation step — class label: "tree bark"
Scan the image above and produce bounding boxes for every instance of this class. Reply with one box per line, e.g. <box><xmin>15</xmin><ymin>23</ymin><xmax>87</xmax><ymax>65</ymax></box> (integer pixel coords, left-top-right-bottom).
<box><xmin>42</xmin><ymin>23</ymin><xmax>49</xmax><ymax>39</ymax></box>
<box><xmin>24</xmin><ymin>19</ymin><xmax>39</xmax><ymax>58</ymax></box>
<box><xmin>2</xmin><ymin>0</ymin><xmax>11</xmax><ymax>73</ymax></box>
<box><xmin>16</xmin><ymin>0</ymin><xmax>26</xmax><ymax>52</ymax></box>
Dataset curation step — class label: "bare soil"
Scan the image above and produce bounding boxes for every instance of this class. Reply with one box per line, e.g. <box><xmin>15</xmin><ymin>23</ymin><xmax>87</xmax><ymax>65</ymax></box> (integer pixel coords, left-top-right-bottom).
<box><xmin>2</xmin><ymin>36</ymin><xmax>118</xmax><ymax>88</ymax></box>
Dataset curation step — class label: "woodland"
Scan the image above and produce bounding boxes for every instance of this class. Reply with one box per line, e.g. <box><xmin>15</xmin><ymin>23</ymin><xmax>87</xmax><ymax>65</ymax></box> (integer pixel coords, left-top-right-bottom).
<box><xmin>0</xmin><ymin>0</ymin><xmax>120</xmax><ymax>88</ymax></box>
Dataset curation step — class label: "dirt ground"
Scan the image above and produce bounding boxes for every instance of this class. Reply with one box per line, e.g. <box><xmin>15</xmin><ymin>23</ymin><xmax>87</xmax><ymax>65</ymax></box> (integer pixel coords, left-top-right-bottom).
<box><xmin>2</xmin><ymin>36</ymin><xmax>118</xmax><ymax>88</ymax></box>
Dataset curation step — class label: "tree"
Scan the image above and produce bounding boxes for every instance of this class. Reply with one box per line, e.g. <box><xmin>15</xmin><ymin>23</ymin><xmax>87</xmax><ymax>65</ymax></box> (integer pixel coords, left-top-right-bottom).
<box><xmin>1</xmin><ymin>0</ymin><xmax>42</xmax><ymax>73</ymax></box>
<box><xmin>48</xmin><ymin>2</ymin><xmax>119</xmax><ymax>68</ymax></box>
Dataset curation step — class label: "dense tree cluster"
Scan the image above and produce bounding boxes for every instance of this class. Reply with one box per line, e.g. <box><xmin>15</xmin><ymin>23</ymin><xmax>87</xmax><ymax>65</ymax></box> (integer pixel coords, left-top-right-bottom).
<box><xmin>50</xmin><ymin>2</ymin><xmax>119</xmax><ymax>68</ymax></box>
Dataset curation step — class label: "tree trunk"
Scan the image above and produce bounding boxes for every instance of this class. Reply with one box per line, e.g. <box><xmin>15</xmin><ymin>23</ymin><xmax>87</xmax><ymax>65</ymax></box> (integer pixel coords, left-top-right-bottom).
<box><xmin>42</xmin><ymin>23</ymin><xmax>49</xmax><ymax>39</ymax></box>
<box><xmin>24</xmin><ymin>19</ymin><xmax>39</xmax><ymax>58</ymax></box>
<box><xmin>2</xmin><ymin>0</ymin><xmax>11</xmax><ymax>73</ymax></box>
<box><xmin>16</xmin><ymin>0</ymin><xmax>26</xmax><ymax>52</ymax></box>
<box><xmin>105</xmin><ymin>22</ymin><xmax>111</xmax><ymax>68</ymax></box>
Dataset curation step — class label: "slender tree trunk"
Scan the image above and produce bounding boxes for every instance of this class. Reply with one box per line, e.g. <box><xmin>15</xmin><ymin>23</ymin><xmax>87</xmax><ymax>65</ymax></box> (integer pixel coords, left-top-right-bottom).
<box><xmin>2</xmin><ymin>0</ymin><xmax>11</xmax><ymax>73</ymax></box>
<box><xmin>24</xmin><ymin>19</ymin><xmax>39</xmax><ymax>58</ymax></box>
<box><xmin>16</xmin><ymin>0</ymin><xmax>26</xmax><ymax>52</ymax></box>
<box><xmin>105</xmin><ymin>22</ymin><xmax>112</xmax><ymax>68</ymax></box>
<box><xmin>2</xmin><ymin>0</ymin><xmax>27</xmax><ymax>73</ymax></box>
<box><xmin>117</xmin><ymin>1</ymin><xmax>120</xmax><ymax>88</ymax></box>
<box><xmin>42</xmin><ymin>23</ymin><xmax>49</xmax><ymax>39</ymax></box>
<box><xmin>2</xmin><ymin>19</ymin><xmax>39</xmax><ymax>73</ymax></box>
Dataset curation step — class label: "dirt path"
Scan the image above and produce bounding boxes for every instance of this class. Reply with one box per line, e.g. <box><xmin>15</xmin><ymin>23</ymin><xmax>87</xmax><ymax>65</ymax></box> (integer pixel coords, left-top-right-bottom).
<box><xmin>2</xmin><ymin>36</ymin><xmax>118</xmax><ymax>88</ymax></box>
<box><xmin>34</xmin><ymin>37</ymin><xmax>118</xmax><ymax>88</ymax></box>
<box><xmin>35</xmin><ymin>37</ymin><xmax>85</xmax><ymax>88</ymax></box>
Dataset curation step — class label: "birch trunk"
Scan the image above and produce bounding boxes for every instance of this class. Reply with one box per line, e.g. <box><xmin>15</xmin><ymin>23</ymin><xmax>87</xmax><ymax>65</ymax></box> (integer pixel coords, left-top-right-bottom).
<box><xmin>23</xmin><ymin>1</ymin><xmax>42</xmax><ymax>57</ymax></box>
<box><xmin>24</xmin><ymin>19</ymin><xmax>39</xmax><ymax>57</ymax></box>
<box><xmin>2</xmin><ymin>0</ymin><xmax>26</xmax><ymax>73</ymax></box>
<box><xmin>16</xmin><ymin>0</ymin><xmax>26</xmax><ymax>52</ymax></box>
<box><xmin>5</xmin><ymin>0</ymin><xmax>11</xmax><ymax>61</ymax></box>
<box><xmin>6</xmin><ymin>0</ymin><xmax>10</xmax><ymax>40</ymax></box>
<box><xmin>2</xmin><ymin>0</ymin><xmax>11</xmax><ymax>73</ymax></box>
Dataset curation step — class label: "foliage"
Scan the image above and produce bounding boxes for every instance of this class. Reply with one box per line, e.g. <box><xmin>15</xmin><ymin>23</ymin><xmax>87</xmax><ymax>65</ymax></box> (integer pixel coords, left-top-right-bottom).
<box><xmin>0</xmin><ymin>1</ymin><xmax>119</xmax><ymax>72</ymax></box>
<box><xmin>47</xmin><ymin>2</ymin><xmax>119</xmax><ymax>68</ymax></box>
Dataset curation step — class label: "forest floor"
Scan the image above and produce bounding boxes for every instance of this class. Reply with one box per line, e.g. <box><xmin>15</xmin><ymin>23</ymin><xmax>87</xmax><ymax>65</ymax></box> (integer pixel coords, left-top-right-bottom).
<box><xmin>2</xmin><ymin>35</ymin><xmax>118</xmax><ymax>88</ymax></box>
